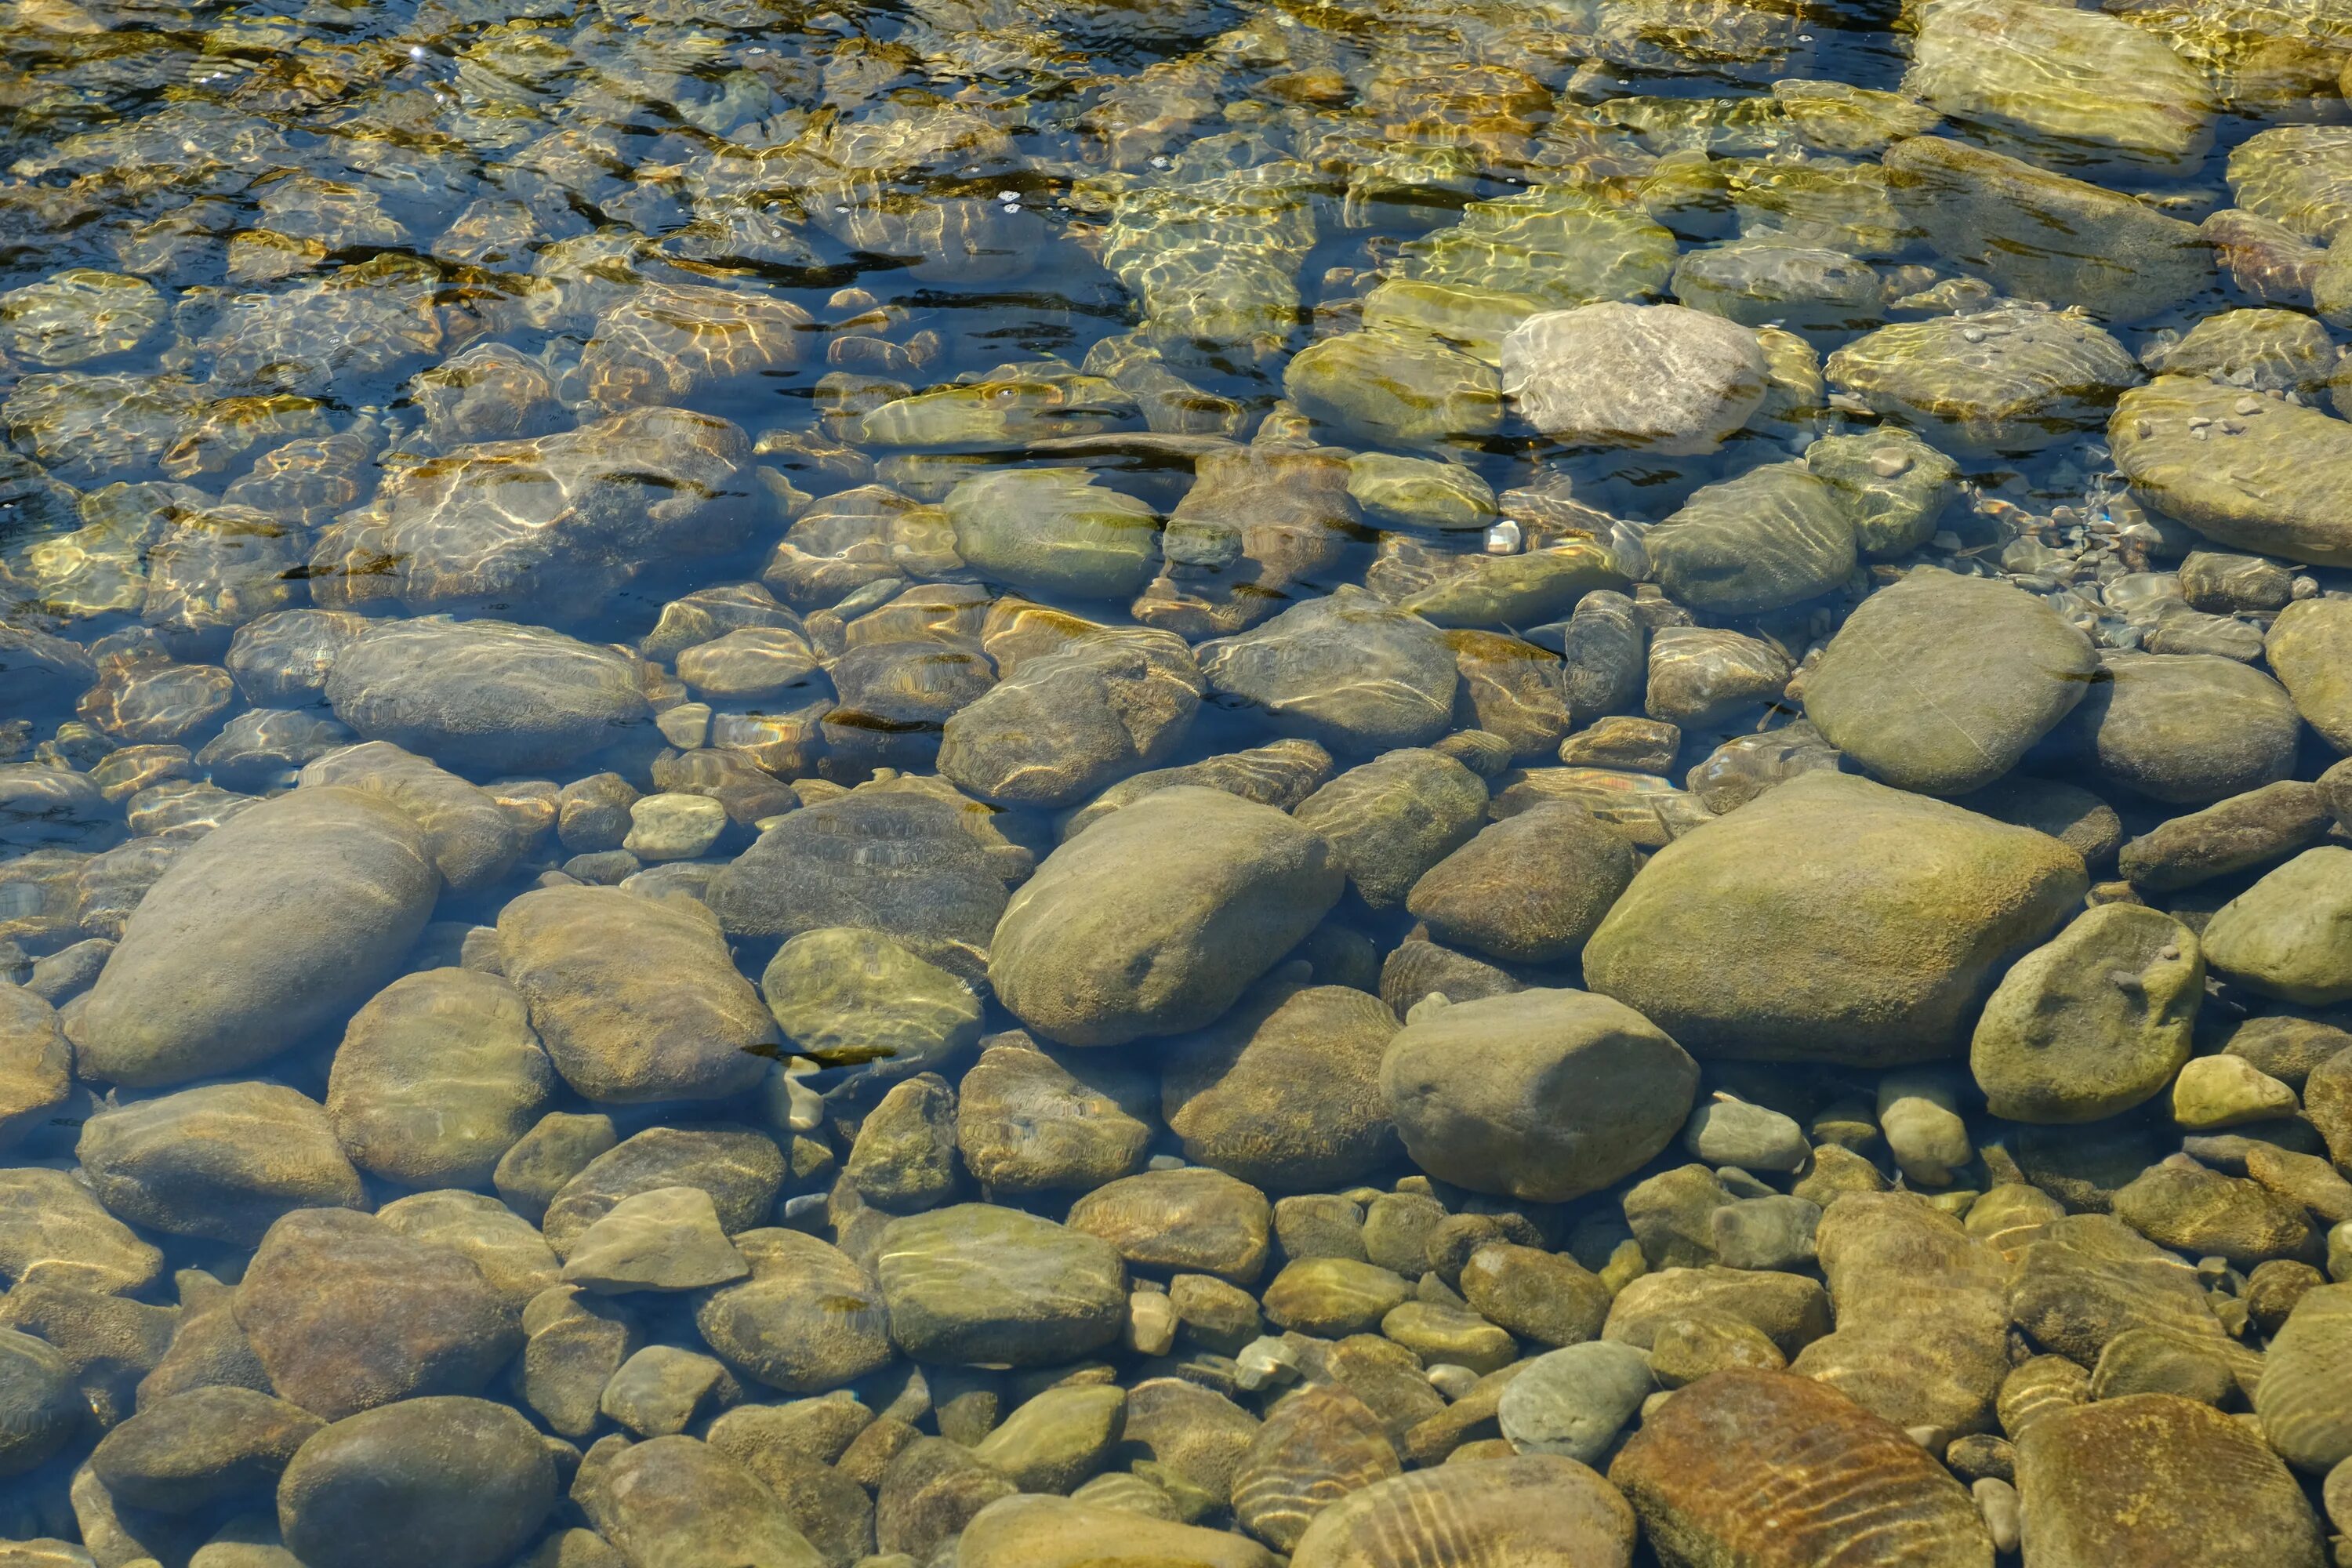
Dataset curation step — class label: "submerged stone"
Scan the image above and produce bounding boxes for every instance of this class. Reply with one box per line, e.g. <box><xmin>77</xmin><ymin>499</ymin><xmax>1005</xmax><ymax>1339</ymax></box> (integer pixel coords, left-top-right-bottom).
<box><xmin>1584</xmin><ymin>771</ymin><xmax>2086</xmax><ymax>1065</ymax></box>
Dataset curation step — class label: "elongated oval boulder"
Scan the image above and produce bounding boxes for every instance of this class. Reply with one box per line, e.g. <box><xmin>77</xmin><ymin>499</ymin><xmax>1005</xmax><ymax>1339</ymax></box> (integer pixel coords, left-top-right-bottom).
<box><xmin>2255</xmin><ymin>1283</ymin><xmax>2352</xmax><ymax>1474</ymax></box>
<box><xmin>1066</xmin><ymin>1168</ymin><xmax>1272</xmax><ymax>1284</ymax></box>
<box><xmin>1644</xmin><ymin>461</ymin><xmax>1855</xmax><ymax>615</ymax></box>
<box><xmin>960</xmin><ymin>1496</ymin><xmax>1276</xmax><ymax>1568</ymax></box>
<box><xmin>1610</xmin><ymin>1370</ymin><xmax>1993</xmax><ymax>1568</ymax></box>
<box><xmin>1380</xmin><ymin>988</ymin><xmax>1697</xmax><ymax>1203</ymax></box>
<box><xmin>325</xmin><ymin>616</ymin><xmax>649</xmax><ymax>773</ymax></box>
<box><xmin>990</xmin><ymin>787</ymin><xmax>1343</xmax><ymax>1048</ymax></box>
<box><xmin>1584</xmin><ymin>772</ymin><xmax>2086</xmax><ymax>1065</ymax></box>
<box><xmin>1801</xmin><ymin>568</ymin><xmax>2096</xmax><ymax>794</ymax></box>
<box><xmin>1290</xmin><ymin>1454</ymin><xmax>1636</xmax><ymax>1568</ymax></box>
<box><xmin>73</xmin><ymin>787</ymin><xmax>439</xmax><ymax>1087</ymax></box>
<box><xmin>876</xmin><ymin>1204</ymin><xmax>1126</xmax><ymax>1367</ymax></box>
<box><xmin>939</xmin><ymin>633</ymin><xmax>1203</xmax><ymax>808</ymax></box>
<box><xmin>2111</xmin><ymin>377</ymin><xmax>2352</xmax><ymax>568</ymax></box>
<box><xmin>2016</xmin><ymin>1393</ymin><xmax>2324</xmax><ymax>1566</ymax></box>
<box><xmin>278</xmin><ymin>1396</ymin><xmax>555</xmax><ymax>1568</ymax></box>
<box><xmin>497</xmin><ymin>884</ymin><xmax>774</xmax><ymax>1102</ymax></box>
<box><xmin>1291</xmin><ymin>749</ymin><xmax>1487</xmax><ymax>909</ymax></box>
<box><xmin>1405</xmin><ymin>802</ymin><xmax>1636</xmax><ymax>964</ymax></box>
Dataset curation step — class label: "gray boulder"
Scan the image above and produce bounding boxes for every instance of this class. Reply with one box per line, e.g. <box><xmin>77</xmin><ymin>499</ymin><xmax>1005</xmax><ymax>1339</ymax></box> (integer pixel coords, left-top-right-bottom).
<box><xmin>74</xmin><ymin>787</ymin><xmax>439</xmax><ymax>1087</ymax></box>
<box><xmin>1501</xmin><ymin>303</ymin><xmax>1767</xmax><ymax>454</ymax></box>
<box><xmin>1380</xmin><ymin>988</ymin><xmax>1699</xmax><ymax>1203</ymax></box>
<box><xmin>325</xmin><ymin>617</ymin><xmax>649</xmax><ymax>773</ymax></box>
<box><xmin>1802</xmin><ymin>568</ymin><xmax>2096</xmax><ymax>794</ymax></box>
<box><xmin>1971</xmin><ymin>904</ymin><xmax>2202</xmax><ymax>1123</ymax></box>
<box><xmin>876</xmin><ymin>1204</ymin><xmax>1127</xmax><ymax>1367</ymax></box>
<box><xmin>497</xmin><ymin>884</ymin><xmax>774</xmax><ymax>1103</ymax></box>
<box><xmin>1200</xmin><ymin>587</ymin><xmax>1457</xmax><ymax>755</ymax></box>
<box><xmin>1583</xmin><ymin>771</ymin><xmax>2086</xmax><ymax>1064</ymax></box>
<box><xmin>990</xmin><ymin>787</ymin><xmax>1343</xmax><ymax>1047</ymax></box>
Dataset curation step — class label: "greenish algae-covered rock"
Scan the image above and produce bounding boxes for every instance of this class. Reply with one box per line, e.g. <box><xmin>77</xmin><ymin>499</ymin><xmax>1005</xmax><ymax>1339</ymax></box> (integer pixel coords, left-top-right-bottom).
<box><xmin>2267</xmin><ymin>597</ymin><xmax>2352</xmax><ymax>750</ymax></box>
<box><xmin>1644</xmin><ymin>461</ymin><xmax>1855</xmax><ymax>615</ymax></box>
<box><xmin>875</xmin><ymin>1203</ymin><xmax>1126</xmax><ymax>1366</ymax></box>
<box><xmin>2201</xmin><ymin>848</ymin><xmax>2352</xmax><ymax>1005</ymax></box>
<box><xmin>1828</xmin><ymin>305</ymin><xmax>2140</xmax><ymax>454</ymax></box>
<box><xmin>2016</xmin><ymin>1395</ymin><xmax>2325</xmax><ymax>1566</ymax></box>
<box><xmin>1583</xmin><ymin>771</ymin><xmax>2087</xmax><ymax>1065</ymax></box>
<box><xmin>1969</xmin><ymin>903</ymin><xmax>2203</xmax><ymax>1123</ymax></box>
<box><xmin>942</xmin><ymin>466</ymin><xmax>1160</xmax><ymax>600</ymax></box>
<box><xmin>1344</xmin><ymin>452</ymin><xmax>1494</xmax><ymax>531</ymax></box>
<box><xmin>1397</xmin><ymin>185</ymin><xmax>1679</xmax><ymax>310</ymax></box>
<box><xmin>2227</xmin><ymin>125</ymin><xmax>2352</xmax><ymax>244</ymax></box>
<box><xmin>1283</xmin><ymin>328</ymin><xmax>1501</xmax><ymax>451</ymax></box>
<box><xmin>1801</xmin><ymin>568</ymin><xmax>2096</xmax><ymax>794</ymax></box>
<box><xmin>1803</xmin><ymin>428</ymin><xmax>1959</xmax><ymax>558</ymax></box>
<box><xmin>1396</xmin><ymin>543</ymin><xmax>1627</xmax><ymax>630</ymax></box>
<box><xmin>1882</xmin><ymin>135</ymin><xmax>2214</xmax><ymax>321</ymax></box>
<box><xmin>2113</xmin><ymin>377</ymin><xmax>2352</xmax><ymax>568</ymax></box>
<box><xmin>990</xmin><ymin>786</ymin><xmax>1342</xmax><ymax>1048</ymax></box>
<box><xmin>1905</xmin><ymin>0</ymin><xmax>2215</xmax><ymax>173</ymax></box>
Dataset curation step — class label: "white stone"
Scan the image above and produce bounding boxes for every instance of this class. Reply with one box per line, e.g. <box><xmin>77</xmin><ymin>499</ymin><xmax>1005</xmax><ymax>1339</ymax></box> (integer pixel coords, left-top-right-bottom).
<box><xmin>1501</xmin><ymin>302</ymin><xmax>1768</xmax><ymax>455</ymax></box>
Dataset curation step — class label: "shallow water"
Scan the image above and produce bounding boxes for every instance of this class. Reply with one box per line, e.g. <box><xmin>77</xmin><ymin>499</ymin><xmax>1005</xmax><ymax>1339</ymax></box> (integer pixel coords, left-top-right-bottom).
<box><xmin>3</xmin><ymin>0</ymin><xmax>2352</xmax><ymax>1560</ymax></box>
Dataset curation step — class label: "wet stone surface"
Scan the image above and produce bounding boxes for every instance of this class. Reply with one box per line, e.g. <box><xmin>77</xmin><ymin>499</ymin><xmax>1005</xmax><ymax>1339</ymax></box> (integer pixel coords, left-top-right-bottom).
<box><xmin>5</xmin><ymin>0</ymin><xmax>2352</xmax><ymax>1564</ymax></box>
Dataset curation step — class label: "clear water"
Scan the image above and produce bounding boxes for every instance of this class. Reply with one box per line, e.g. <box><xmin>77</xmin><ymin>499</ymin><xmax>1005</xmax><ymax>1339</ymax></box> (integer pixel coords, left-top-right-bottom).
<box><xmin>2</xmin><ymin>0</ymin><xmax>2351</xmax><ymax>1559</ymax></box>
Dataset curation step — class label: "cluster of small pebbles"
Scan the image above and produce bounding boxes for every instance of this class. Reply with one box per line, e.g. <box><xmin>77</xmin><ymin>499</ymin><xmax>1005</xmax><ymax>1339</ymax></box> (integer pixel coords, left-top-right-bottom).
<box><xmin>8</xmin><ymin>0</ymin><xmax>2352</xmax><ymax>1558</ymax></box>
